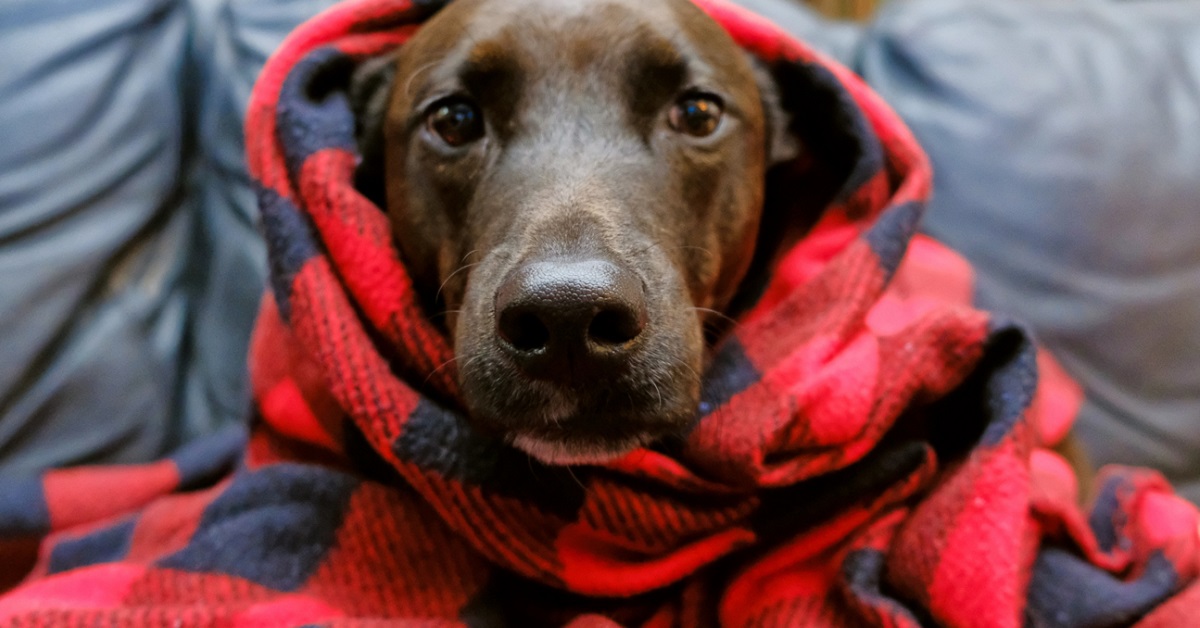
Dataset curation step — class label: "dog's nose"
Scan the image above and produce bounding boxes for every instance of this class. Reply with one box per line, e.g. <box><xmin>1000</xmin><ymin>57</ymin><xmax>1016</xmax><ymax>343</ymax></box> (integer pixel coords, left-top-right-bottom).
<box><xmin>495</xmin><ymin>258</ymin><xmax>647</xmax><ymax>379</ymax></box>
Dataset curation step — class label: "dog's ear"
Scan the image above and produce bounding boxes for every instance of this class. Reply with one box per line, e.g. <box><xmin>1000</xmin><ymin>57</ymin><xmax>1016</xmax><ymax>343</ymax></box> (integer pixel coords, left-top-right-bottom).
<box><xmin>348</xmin><ymin>54</ymin><xmax>397</xmax><ymax>207</ymax></box>
<box><xmin>726</xmin><ymin>55</ymin><xmax>864</xmax><ymax>318</ymax></box>
<box><xmin>749</xmin><ymin>56</ymin><xmax>803</xmax><ymax>167</ymax></box>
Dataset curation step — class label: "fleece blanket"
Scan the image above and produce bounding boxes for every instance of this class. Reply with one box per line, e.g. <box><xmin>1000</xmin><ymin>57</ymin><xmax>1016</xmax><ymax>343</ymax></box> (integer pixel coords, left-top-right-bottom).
<box><xmin>2</xmin><ymin>0</ymin><xmax>1199</xmax><ymax>625</ymax></box>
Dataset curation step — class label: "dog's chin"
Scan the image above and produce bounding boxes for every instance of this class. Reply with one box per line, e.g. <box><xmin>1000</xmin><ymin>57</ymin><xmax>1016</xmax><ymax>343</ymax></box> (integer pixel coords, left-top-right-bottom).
<box><xmin>510</xmin><ymin>432</ymin><xmax>651</xmax><ymax>466</ymax></box>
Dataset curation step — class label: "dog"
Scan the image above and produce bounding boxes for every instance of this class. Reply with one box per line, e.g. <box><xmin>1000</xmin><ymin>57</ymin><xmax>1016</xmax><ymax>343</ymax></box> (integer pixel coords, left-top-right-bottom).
<box><xmin>349</xmin><ymin>0</ymin><xmax>816</xmax><ymax>466</ymax></box>
<box><xmin>348</xmin><ymin>0</ymin><xmax>1099</xmax><ymax>493</ymax></box>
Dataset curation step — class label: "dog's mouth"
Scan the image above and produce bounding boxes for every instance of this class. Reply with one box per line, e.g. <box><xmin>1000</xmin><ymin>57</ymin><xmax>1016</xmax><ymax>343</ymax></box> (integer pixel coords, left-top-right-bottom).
<box><xmin>493</xmin><ymin>386</ymin><xmax>673</xmax><ymax>464</ymax></box>
<box><xmin>458</xmin><ymin>348</ymin><xmax>702</xmax><ymax>465</ymax></box>
<box><xmin>453</xmin><ymin>251</ymin><xmax>704</xmax><ymax>466</ymax></box>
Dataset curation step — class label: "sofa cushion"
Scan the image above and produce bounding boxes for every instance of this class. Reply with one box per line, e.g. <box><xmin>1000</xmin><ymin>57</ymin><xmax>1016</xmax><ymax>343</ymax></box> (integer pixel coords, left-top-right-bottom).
<box><xmin>0</xmin><ymin>0</ymin><xmax>193</xmax><ymax>473</ymax></box>
<box><xmin>728</xmin><ymin>0</ymin><xmax>864</xmax><ymax>66</ymax></box>
<box><xmin>858</xmin><ymin>0</ymin><xmax>1200</xmax><ymax>501</ymax></box>
<box><xmin>179</xmin><ymin>0</ymin><xmax>342</xmax><ymax>446</ymax></box>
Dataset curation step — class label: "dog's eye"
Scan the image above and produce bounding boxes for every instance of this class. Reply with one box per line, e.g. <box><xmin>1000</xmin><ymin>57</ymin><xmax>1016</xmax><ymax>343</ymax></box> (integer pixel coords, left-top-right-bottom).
<box><xmin>426</xmin><ymin>98</ymin><xmax>484</xmax><ymax>147</ymax></box>
<box><xmin>669</xmin><ymin>94</ymin><xmax>723</xmax><ymax>137</ymax></box>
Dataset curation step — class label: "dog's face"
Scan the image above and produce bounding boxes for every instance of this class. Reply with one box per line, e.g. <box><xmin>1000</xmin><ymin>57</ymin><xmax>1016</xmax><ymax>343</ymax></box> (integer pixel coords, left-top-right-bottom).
<box><xmin>354</xmin><ymin>0</ymin><xmax>796</xmax><ymax>464</ymax></box>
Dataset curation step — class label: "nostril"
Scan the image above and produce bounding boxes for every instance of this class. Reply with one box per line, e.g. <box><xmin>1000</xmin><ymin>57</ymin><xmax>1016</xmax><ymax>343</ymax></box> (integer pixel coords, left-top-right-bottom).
<box><xmin>588</xmin><ymin>306</ymin><xmax>644</xmax><ymax>346</ymax></box>
<box><xmin>499</xmin><ymin>309</ymin><xmax>550</xmax><ymax>352</ymax></box>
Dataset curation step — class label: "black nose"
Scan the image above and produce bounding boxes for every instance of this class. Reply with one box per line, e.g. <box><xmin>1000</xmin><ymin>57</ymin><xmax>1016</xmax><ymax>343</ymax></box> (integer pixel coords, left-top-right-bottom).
<box><xmin>495</xmin><ymin>258</ymin><xmax>647</xmax><ymax>380</ymax></box>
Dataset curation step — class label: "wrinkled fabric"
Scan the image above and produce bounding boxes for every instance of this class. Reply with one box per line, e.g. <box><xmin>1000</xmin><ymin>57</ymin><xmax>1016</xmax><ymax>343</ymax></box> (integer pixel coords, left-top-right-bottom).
<box><xmin>180</xmin><ymin>0</ymin><xmax>351</xmax><ymax>466</ymax></box>
<box><xmin>0</xmin><ymin>0</ymin><xmax>192</xmax><ymax>474</ymax></box>
<box><xmin>0</xmin><ymin>0</ymin><xmax>347</xmax><ymax>474</ymax></box>
<box><xmin>1</xmin><ymin>0</ymin><xmax>1198</xmax><ymax>625</ymax></box>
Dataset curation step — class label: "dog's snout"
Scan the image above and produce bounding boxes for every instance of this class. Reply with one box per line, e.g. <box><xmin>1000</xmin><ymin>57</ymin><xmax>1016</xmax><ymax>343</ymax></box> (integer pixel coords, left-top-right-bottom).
<box><xmin>495</xmin><ymin>258</ymin><xmax>647</xmax><ymax>378</ymax></box>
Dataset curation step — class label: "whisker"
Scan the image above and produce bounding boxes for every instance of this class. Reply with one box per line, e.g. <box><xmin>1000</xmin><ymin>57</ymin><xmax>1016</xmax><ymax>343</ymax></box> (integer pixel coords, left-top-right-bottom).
<box><xmin>674</xmin><ymin>359</ymin><xmax>701</xmax><ymax>385</ymax></box>
<box><xmin>565</xmin><ymin>465</ymin><xmax>587</xmax><ymax>490</ymax></box>
<box><xmin>679</xmin><ymin>245</ymin><xmax>716</xmax><ymax>259</ymax></box>
<box><xmin>626</xmin><ymin>239</ymin><xmax>717</xmax><ymax>266</ymax></box>
<box><xmin>423</xmin><ymin>354</ymin><xmax>460</xmax><ymax>385</ymax></box>
<box><xmin>460</xmin><ymin>354</ymin><xmax>483</xmax><ymax>371</ymax></box>
<box><xmin>690</xmin><ymin>306</ymin><xmax>739</xmax><ymax>329</ymax></box>
<box><xmin>403</xmin><ymin>59</ymin><xmax>441</xmax><ymax>99</ymax></box>
<box><xmin>434</xmin><ymin>261</ymin><xmax>484</xmax><ymax>303</ymax></box>
<box><xmin>630</xmin><ymin>240</ymin><xmax>665</xmax><ymax>258</ymax></box>
<box><xmin>423</xmin><ymin>353</ymin><xmax>480</xmax><ymax>385</ymax></box>
<box><xmin>525</xmin><ymin>452</ymin><xmax>540</xmax><ymax>481</ymax></box>
<box><xmin>545</xmin><ymin>404</ymin><xmax>563</xmax><ymax>428</ymax></box>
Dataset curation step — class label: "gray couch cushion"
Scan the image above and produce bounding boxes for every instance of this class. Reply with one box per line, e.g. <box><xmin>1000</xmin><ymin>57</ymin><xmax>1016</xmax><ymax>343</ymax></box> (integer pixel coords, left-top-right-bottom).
<box><xmin>858</xmin><ymin>0</ymin><xmax>1200</xmax><ymax>502</ymax></box>
<box><xmin>729</xmin><ymin>0</ymin><xmax>863</xmax><ymax>66</ymax></box>
<box><xmin>179</xmin><ymin>0</ymin><xmax>341</xmax><ymax>449</ymax></box>
<box><xmin>0</xmin><ymin>0</ymin><xmax>193</xmax><ymax>473</ymax></box>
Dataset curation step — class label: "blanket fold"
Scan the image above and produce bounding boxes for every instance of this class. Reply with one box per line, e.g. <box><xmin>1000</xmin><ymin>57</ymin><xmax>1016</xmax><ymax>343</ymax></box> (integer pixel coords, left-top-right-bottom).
<box><xmin>2</xmin><ymin>0</ymin><xmax>1198</xmax><ymax>625</ymax></box>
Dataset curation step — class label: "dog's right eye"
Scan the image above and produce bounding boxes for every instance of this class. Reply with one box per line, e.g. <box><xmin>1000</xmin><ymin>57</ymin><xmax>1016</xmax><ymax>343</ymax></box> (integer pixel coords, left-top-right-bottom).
<box><xmin>425</xmin><ymin>98</ymin><xmax>484</xmax><ymax>147</ymax></box>
<box><xmin>669</xmin><ymin>94</ymin><xmax>724</xmax><ymax>138</ymax></box>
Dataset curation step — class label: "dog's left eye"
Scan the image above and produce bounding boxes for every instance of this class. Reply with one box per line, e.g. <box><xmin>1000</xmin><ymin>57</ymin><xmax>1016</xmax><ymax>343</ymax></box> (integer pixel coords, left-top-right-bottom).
<box><xmin>669</xmin><ymin>94</ymin><xmax>723</xmax><ymax>137</ymax></box>
<box><xmin>426</xmin><ymin>98</ymin><xmax>485</xmax><ymax>147</ymax></box>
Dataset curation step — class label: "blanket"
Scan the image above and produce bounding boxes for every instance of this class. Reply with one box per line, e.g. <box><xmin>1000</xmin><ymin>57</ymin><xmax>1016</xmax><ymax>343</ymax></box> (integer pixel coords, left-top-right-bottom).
<box><xmin>2</xmin><ymin>0</ymin><xmax>1199</xmax><ymax>625</ymax></box>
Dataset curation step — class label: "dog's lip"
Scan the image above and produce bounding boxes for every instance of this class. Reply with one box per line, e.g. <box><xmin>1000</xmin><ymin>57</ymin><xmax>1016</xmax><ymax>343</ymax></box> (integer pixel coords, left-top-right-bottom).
<box><xmin>504</xmin><ymin>411</ymin><xmax>685</xmax><ymax>465</ymax></box>
<box><xmin>510</xmin><ymin>431</ymin><xmax>650</xmax><ymax>466</ymax></box>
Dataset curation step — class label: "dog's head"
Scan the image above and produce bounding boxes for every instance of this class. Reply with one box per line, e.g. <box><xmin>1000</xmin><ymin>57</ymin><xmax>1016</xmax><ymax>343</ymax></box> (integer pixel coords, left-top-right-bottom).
<box><xmin>352</xmin><ymin>0</ymin><xmax>803</xmax><ymax>464</ymax></box>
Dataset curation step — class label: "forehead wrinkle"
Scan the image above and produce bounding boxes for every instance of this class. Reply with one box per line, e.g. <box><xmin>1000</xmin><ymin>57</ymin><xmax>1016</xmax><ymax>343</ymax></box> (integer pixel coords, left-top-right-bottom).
<box><xmin>625</xmin><ymin>30</ymin><xmax>691</xmax><ymax>110</ymax></box>
<box><xmin>462</xmin><ymin>39</ymin><xmax>516</xmax><ymax>77</ymax></box>
<box><xmin>459</xmin><ymin>38</ymin><xmax>523</xmax><ymax>102</ymax></box>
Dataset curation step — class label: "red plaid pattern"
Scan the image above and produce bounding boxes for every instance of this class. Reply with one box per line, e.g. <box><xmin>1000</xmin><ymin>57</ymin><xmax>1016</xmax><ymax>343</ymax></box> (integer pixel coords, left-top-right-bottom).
<box><xmin>1</xmin><ymin>1</ymin><xmax>1197</xmax><ymax>625</ymax></box>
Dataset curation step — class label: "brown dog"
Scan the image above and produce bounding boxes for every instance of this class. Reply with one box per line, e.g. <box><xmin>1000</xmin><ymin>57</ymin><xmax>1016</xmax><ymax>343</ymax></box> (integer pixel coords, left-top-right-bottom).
<box><xmin>349</xmin><ymin>0</ymin><xmax>809</xmax><ymax>465</ymax></box>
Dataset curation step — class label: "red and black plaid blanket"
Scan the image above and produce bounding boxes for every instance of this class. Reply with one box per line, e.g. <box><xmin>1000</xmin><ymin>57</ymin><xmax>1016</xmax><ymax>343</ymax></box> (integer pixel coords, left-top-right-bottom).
<box><xmin>2</xmin><ymin>0</ymin><xmax>1199</xmax><ymax>625</ymax></box>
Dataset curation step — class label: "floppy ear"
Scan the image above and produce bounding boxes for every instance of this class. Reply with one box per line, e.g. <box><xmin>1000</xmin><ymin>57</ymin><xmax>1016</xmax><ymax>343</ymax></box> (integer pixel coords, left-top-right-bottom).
<box><xmin>726</xmin><ymin>55</ymin><xmax>868</xmax><ymax>317</ymax></box>
<box><xmin>749</xmin><ymin>56</ymin><xmax>803</xmax><ymax>168</ymax></box>
<box><xmin>348</xmin><ymin>54</ymin><xmax>397</xmax><ymax>208</ymax></box>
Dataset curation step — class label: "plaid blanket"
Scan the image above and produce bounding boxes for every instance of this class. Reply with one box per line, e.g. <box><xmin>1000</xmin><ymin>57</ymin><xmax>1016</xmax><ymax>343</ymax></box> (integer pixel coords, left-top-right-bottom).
<box><xmin>2</xmin><ymin>0</ymin><xmax>1199</xmax><ymax>625</ymax></box>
